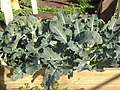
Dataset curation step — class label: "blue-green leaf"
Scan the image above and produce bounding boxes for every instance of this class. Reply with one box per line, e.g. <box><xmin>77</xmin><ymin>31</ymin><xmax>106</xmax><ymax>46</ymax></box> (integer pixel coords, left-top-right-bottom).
<box><xmin>41</xmin><ymin>47</ymin><xmax>63</xmax><ymax>61</ymax></box>
<box><xmin>50</xmin><ymin>21</ymin><xmax>67</xmax><ymax>43</ymax></box>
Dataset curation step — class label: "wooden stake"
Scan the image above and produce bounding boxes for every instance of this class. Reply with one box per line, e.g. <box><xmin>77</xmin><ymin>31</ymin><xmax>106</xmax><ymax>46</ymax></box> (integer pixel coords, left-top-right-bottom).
<box><xmin>31</xmin><ymin>0</ymin><xmax>38</xmax><ymax>14</ymax></box>
<box><xmin>0</xmin><ymin>0</ymin><xmax>4</xmax><ymax>12</ymax></box>
<box><xmin>2</xmin><ymin>0</ymin><xmax>13</xmax><ymax>25</ymax></box>
<box><xmin>11</xmin><ymin>0</ymin><xmax>20</xmax><ymax>10</ymax></box>
<box><xmin>117</xmin><ymin>0</ymin><xmax>120</xmax><ymax>18</ymax></box>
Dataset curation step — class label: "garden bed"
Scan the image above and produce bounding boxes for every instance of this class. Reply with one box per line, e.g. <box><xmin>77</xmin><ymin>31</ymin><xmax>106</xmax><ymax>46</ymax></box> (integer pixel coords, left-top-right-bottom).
<box><xmin>0</xmin><ymin>67</ymin><xmax>120</xmax><ymax>90</ymax></box>
<box><xmin>1</xmin><ymin>5</ymin><xmax>120</xmax><ymax>90</ymax></box>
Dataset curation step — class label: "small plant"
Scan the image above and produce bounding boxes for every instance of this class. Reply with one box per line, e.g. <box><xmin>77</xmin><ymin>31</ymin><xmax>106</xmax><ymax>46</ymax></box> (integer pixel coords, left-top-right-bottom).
<box><xmin>20</xmin><ymin>85</ymin><xmax>41</xmax><ymax>90</ymax></box>
<box><xmin>20</xmin><ymin>83</ymin><xmax>31</xmax><ymax>90</ymax></box>
<box><xmin>19</xmin><ymin>81</ymin><xmax>61</xmax><ymax>90</ymax></box>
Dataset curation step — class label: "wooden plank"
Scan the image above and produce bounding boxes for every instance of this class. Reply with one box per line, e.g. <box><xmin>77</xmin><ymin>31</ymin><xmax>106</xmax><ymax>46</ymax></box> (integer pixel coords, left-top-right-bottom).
<box><xmin>58</xmin><ymin>68</ymin><xmax>120</xmax><ymax>90</ymax></box>
<box><xmin>31</xmin><ymin>0</ymin><xmax>38</xmax><ymax>14</ymax></box>
<box><xmin>0</xmin><ymin>67</ymin><xmax>44</xmax><ymax>89</ymax></box>
<box><xmin>2</xmin><ymin>0</ymin><xmax>13</xmax><ymax>25</ymax></box>
<box><xmin>0</xmin><ymin>67</ymin><xmax>120</xmax><ymax>90</ymax></box>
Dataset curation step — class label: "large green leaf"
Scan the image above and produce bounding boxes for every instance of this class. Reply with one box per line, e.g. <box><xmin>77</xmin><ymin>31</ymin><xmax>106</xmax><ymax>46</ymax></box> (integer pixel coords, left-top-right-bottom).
<box><xmin>68</xmin><ymin>41</ymin><xmax>79</xmax><ymax>53</ymax></box>
<box><xmin>74</xmin><ymin>18</ymin><xmax>84</xmax><ymax>36</ymax></box>
<box><xmin>50</xmin><ymin>21</ymin><xmax>67</xmax><ymax>43</ymax></box>
<box><xmin>57</xmin><ymin>10</ymin><xmax>70</xmax><ymax>24</ymax></box>
<box><xmin>10</xmin><ymin>65</ymin><xmax>24</xmax><ymax>81</ymax></box>
<box><xmin>75</xmin><ymin>31</ymin><xmax>93</xmax><ymax>44</ymax></box>
<box><xmin>106</xmin><ymin>16</ymin><xmax>116</xmax><ymax>30</ymax></box>
<box><xmin>116</xmin><ymin>45</ymin><xmax>120</xmax><ymax>58</ymax></box>
<box><xmin>44</xmin><ymin>66</ymin><xmax>62</xmax><ymax>90</ymax></box>
<box><xmin>3</xmin><ymin>47</ymin><xmax>12</xmax><ymax>53</ymax></box>
<box><xmin>25</xmin><ymin>63</ymin><xmax>42</xmax><ymax>75</ymax></box>
<box><xmin>44</xmin><ymin>70</ymin><xmax>55</xmax><ymax>90</ymax></box>
<box><xmin>69</xmin><ymin>10</ymin><xmax>80</xmax><ymax>22</ymax></box>
<box><xmin>74</xmin><ymin>59</ymin><xmax>87</xmax><ymax>72</ymax></box>
<box><xmin>89</xmin><ymin>31</ymin><xmax>103</xmax><ymax>45</ymax></box>
<box><xmin>26</xmin><ymin>42</ymin><xmax>36</xmax><ymax>53</ymax></box>
<box><xmin>88</xmin><ymin>14</ymin><xmax>98</xmax><ymax>31</ymax></box>
<box><xmin>41</xmin><ymin>47</ymin><xmax>63</xmax><ymax>61</ymax></box>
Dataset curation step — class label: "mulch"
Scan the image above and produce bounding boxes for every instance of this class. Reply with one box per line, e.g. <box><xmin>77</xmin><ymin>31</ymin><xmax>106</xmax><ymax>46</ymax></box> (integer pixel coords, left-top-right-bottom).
<box><xmin>33</xmin><ymin>13</ymin><xmax>54</xmax><ymax>21</ymax></box>
<box><xmin>38</xmin><ymin>0</ymin><xmax>70</xmax><ymax>8</ymax></box>
<box><xmin>34</xmin><ymin>0</ymin><xmax>71</xmax><ymax>20</ymax></box>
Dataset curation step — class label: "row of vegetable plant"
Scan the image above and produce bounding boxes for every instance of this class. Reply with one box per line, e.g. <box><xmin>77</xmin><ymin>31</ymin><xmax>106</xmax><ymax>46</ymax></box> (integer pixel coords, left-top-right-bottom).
<box><xmin>0</xmin><ymin>11</ymin><xmax>120</xmax><ymax>90</ymax></box>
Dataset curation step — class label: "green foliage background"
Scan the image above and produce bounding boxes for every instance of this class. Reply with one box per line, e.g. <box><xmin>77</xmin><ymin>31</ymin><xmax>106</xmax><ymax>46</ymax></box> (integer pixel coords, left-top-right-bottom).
<box><xmin>0</xmin><ymin>0</ymin><xmax>96</xmax><ymax>27</ymax></box>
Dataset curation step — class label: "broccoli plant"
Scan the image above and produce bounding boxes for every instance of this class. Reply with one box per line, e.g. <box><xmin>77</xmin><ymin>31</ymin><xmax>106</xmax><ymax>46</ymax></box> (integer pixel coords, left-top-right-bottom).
<box><xmin>0</xmin><ymin>11</ymin><xmax>120</xmax><ymax>90</ymax></box>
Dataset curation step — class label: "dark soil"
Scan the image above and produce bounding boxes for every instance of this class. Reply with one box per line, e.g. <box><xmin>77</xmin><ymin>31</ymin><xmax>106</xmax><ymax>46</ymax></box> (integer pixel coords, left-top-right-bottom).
<box><xmin>38</xmin><ymin>0</ymin><xmax>71</xmax><ymax>8</ymax></box>
<box><xmin>34</xmin><ymin>0</ymin><xmax>71</xmax><ymax>20</ymax></box>
<box><xmin>35</xmin><ymin>0</ymin><xmax>99</xmax><ymax>20</ymax></box>
<box><xmin>33</xmin><ymin>13</ymin><xmax>54</xmax><ymax>21</ymax></box>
